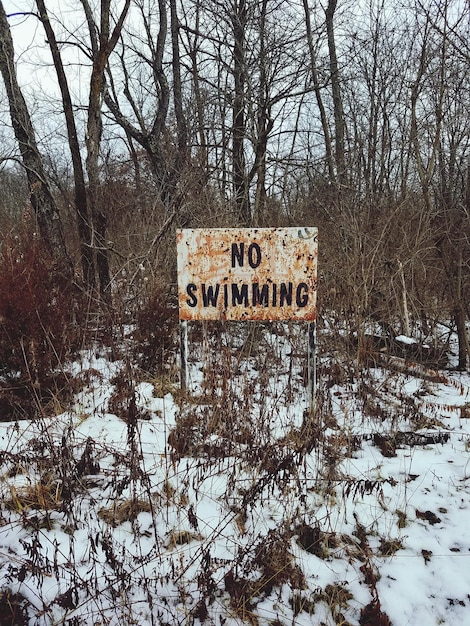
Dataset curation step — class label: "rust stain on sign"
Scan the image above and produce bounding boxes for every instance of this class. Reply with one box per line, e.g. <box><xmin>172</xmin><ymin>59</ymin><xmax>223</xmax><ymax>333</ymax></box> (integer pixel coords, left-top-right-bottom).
<box><xmin>177</xmin><ymin>227</ymin><xmax>318</xmax><ymax>321</ymax></box>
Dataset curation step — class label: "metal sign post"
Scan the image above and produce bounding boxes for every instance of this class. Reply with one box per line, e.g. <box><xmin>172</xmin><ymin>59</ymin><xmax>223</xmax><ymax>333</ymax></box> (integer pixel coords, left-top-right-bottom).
<box><xmin>308</xmin><ymin>321</ymin><xmax>317</xmax><ymax>414</ymax></box>
<box><xmin>179</xmin><ymin>320</ymin><xmax>188</xmax><ymax>391</ymax></box>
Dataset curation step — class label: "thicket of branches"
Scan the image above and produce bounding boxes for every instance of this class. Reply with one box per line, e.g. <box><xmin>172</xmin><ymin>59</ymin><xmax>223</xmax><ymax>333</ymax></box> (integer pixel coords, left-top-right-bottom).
<box><xmin>0</xmin><ymin>0</ymin><xmax>469</xmax><ymax>381</ymax></box>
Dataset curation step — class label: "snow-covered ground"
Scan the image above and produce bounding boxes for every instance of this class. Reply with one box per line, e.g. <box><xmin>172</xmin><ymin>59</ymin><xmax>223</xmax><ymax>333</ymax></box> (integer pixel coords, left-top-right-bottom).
<box><xmin>1</xmin><ymin>325</ymin><xmax>469</xmax><ymax>625</ymax></box>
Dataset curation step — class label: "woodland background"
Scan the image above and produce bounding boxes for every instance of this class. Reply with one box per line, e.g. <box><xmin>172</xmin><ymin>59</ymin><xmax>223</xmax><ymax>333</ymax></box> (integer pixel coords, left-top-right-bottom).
<box><xmin>0</xmin><ymin>0</ymin><xmax>469</xmax><ymax>410</ymax></box>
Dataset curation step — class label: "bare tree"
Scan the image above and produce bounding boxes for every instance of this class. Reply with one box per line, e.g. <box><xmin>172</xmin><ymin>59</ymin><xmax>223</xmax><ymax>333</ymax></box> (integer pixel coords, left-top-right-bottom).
<box><xmin>104</xmin><ymin>0</ymin><xmax>173</xmax><ymax>208</ymax></box>
<box><xmin>81</xmin><ymin>0</ymin><xmax>131</xmax><ymax>305</ymax></box>
<box><xmin>343</xmin><ymin>0</ymin><xmax>415</xmax><ymax>199</ymax></box>
<box><xmin>231</xmin><ymin>0</ymin><xmax>250</xmax><ymax>224</ymax></box>
<box><xmin>0</xmin><ymin>1</ymin><xmax>72</xmax><ymax>276</ymax></box>
<box><xmin>170</xmin><ymin>0</ymin><xmax>188</xmax><ymax>182</ymax></box>
<box><xmin>180</xmin><ymin>0</ymin><xmax>209</xmax><ymax>180</ymax></box>
<box><xmin>36</xmin><ymin>0</ymin><xmax>94</xmax><ymax>290</ymax></box>
<box><xmin>325</xmin><ymin>0</ymin><xmax>346</xmax><ymax>187</ymax></box>
<box><xmin>409</xmin><ymin>13</ymin><xmax>441</xmax><ymax>213</ymax></box>
<box><xmin>302</xmin><ymin>0</ymin><xmax>335</xmax><ymax>183</ymax></box>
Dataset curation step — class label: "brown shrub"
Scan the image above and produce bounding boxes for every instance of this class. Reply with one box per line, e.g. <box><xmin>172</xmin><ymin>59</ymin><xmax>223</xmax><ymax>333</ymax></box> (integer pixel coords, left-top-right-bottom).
<box><xmin>0</xmin><ymin>227</ymin><xmax>83</xmax><ymax>418</ymax></box>
<box><xmin>133</xmin><ymin>283</ymin><xmax>178</xmax><ymax>374</ymax></box>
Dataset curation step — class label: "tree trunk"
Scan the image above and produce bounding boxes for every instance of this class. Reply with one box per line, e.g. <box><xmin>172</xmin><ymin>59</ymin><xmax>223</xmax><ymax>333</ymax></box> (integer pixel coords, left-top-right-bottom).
<box><xmin>36</xmin><ymin>0</ymin><xmax>94</xmax><ymax>290</ymax></box>
<box><xmin>187</xmin><ymin>0</ymin><xmax>209</xmax><ymax>181</ymax></box>
<box><xmin>325</xmin><ymin>0</ymin><xmax>346</xmax><ymax>187</ymax></box>
<box><xmin>170</xmin><ymin>0</ymin><xmax>188</xmax><ymax>185</ymax></box>
<box><xmin>456</xmin><ymin>167</ymin><xmax>470</xmax><ymax>370</ymax></box>
<box><xmin>86</xmin><ymin>64</ymin><xmax>112</xmax><ymax>306</ymax></box>
<box><xmin>103</xmin><ymin>0</ymin><xmax>172</xmax><ymax>209</ymax></box>
<box><xmin>81</xmin><ymin>0</ymin><xmax>131</xmax><ymax>307</ymax></box>
<box><xmin>0</xmin><ymin>1</ymin><xmax>72</xmax><ymax>277</ymax></box>
<box><xmin>303</xmin><ymin>0</ymin><xmax>336</xmax><ymax>183</ymax></box>
<box><xmin>232</xmin><ymin>0</ymin><xmax>251</xmax><ymax>225</ymax></box>
<box><xmin>251</xmin><ymin>0</ymin><xmax>271</xmax><ymax>226</ymax></box>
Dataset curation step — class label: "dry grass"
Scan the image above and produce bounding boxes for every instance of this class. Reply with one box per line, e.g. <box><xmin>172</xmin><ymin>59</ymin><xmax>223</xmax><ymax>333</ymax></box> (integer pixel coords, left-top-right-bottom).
<box><xmin>6</xmin><ymin>479</ymin><xmax>62</xmax><ymax>512</ymax></box>
<box><xmin>98</xmin><ymin>498</ymin><xmax>153</xmax><ymax>526</ymax></box>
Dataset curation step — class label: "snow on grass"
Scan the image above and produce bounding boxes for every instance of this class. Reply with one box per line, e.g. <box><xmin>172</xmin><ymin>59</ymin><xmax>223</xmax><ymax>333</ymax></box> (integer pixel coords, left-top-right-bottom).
<box><xmin>1</xmin><ymin>327</ymin><xmax>470</xmax><ymax>624</ymax></box>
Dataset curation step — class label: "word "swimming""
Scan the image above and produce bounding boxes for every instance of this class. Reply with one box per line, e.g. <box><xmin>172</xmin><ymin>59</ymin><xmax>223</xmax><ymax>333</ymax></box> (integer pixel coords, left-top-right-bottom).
<box><xmin>185</xmin><ymin>281</ymin><xmax>310</xmax><ymax>309</ymax></box>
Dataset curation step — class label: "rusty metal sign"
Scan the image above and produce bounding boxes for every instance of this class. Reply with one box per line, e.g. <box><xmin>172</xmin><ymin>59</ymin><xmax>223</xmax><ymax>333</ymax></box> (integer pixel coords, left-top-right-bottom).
<box><xmin>176</xmin><ymin>227</ymin><xmax>318</xmax><ymax>321</ymax></box>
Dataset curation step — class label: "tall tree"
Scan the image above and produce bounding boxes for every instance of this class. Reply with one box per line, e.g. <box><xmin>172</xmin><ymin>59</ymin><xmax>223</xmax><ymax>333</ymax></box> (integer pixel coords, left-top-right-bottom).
<box><xmin>0</xmin><ymin>1</ymin><xmax>72</xmax><ymax>276</ymax></box>
<box><xmin>36</xmin><ymin>0</ymin><xmax>95</xmax><ymax>290</ymax></box>
<box><xmin>170</xmin><ymin>0</ymin><xmax>188</xmax><ymax>184</ymax></box>
<box><xmin>302</xmin><ymin>0</ymin><xmax>335</xmax><ymax>183</ymax></box>
<box><xmin>231</xmin><ymin>0</ymin><xmax>250</xmax><ymax>224</ymax></box>
<box><xmin>325</xmin><ymin>0</ymin><xmax>346</xmax><ymax>187</ymax></box>
<box><xmin>104</xmin><ymin>0</ymin><xmax>173</xmax><ymax>209</ymax></box>
<box><xmin>81</xmin><ymin>0</ymin><xmax>131</xmax><ymax>305</ymax></box>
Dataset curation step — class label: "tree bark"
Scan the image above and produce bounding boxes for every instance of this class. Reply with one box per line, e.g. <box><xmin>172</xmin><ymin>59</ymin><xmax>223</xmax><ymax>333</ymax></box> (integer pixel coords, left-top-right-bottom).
<box><xmin>232</xmin><ymin>0</ymin><xmax>251</xmax><ymax>225</ymax></box>
<box><xmin>170</xmin><ymin>0</ymin><xmax>188</xmax><ymax>182</ymax></box>
<box><xmin>250</xmin><ymin>0</ymin><xmax>271</xmax><ymax>225</ymax></box>
<box><xmin>81</xmin><ymin>0</ymin><xmax>131</xmax><ymax>306</ymax></box>
<box><xmin>325</xmin><ymin>0</ymin><xmax>346</xmax><ymax>187</ymax></box>
<box><xmin>36</xmin><ymin>0</ymin><xmax>94</xmax><ymax>290</ymax></box>
<box><xmin>185</xmin><ymin>0</ymin><xmax>209</xmax><ymax>180</ymax></box>
<box><xmin>303</xmin><ymin>0</ymin><xmax>335</xmax><ymax>183</ymax></box>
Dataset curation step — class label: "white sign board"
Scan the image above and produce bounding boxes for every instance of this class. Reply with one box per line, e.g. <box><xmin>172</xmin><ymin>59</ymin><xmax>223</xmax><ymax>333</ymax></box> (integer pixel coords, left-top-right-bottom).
<box><xmin>177</xmin><ymin>227</ymin><xmax>318</xmax><ymax>321</ymax></box>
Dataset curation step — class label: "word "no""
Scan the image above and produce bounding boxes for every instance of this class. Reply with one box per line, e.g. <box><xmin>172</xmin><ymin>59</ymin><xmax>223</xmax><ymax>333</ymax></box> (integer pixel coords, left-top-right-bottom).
<box><xmin>231</xmin><ymin>243</ymin><xmax>261</xmax><ymax>269</ymax></box>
